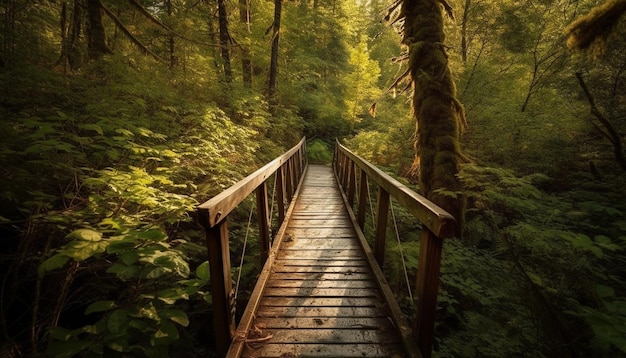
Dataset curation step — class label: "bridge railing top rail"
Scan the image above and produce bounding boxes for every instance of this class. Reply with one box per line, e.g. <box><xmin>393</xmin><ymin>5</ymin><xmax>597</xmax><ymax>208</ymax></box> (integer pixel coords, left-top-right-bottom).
<box><xmin>198</xmin><ymin>137</ymin><xmax>306</xmax><ymax>228</ymax></box>
<box><xmin>334</xmin><ymin>139</ymin><xmax>455</xmax><ymax>238</ymax></box>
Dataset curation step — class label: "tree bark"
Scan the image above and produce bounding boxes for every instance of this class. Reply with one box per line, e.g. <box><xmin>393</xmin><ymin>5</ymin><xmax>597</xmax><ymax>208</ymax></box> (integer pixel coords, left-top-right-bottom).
<box><xmin>239</xmin><ymin>0</ymin><xmax>253</xmax><ymax>87</ymax></box>
<box><xmin>402</xmin><ymin>0</ymin><xmax>466</xmax><ymax>235</ymax></box>
<box><xmin>86</xmin><ymin>0</ymin><xmax>111</xmax><ymax>60</ymax></box>
<box><xmin>218</xmin><ymin>0</ymin><xmax>232</xmax><ymax>82</ymax></box>
<box><xmin>460</xmin><ymin>0</ymin><xmax>471</xmax><ymax>64</ymax></box>
<box><xmin>268</xmin><ymin>0</ymin><xmax>282</xmax><ymax>113</ymax></box>
<box><xmin>165</xmin><ymin>0</ymin><xmax>176</xmax><ymax>68</ymax></box>
<box><xmin>575</xmin><ymin>72</ymin><xmax>626</xmax><ymax>171</ymax></box>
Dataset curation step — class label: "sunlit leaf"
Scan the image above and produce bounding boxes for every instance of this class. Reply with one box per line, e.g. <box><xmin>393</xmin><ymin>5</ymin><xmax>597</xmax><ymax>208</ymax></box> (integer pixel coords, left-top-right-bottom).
<box><xmin>66</xmin><ymin>228</ymin><xmax>102</xmax><ymax>242</ymax></box>
<box><xmin>196</xmin><ymin>261</ymin><xmax>210</xmax><ymax>281</ymax></box>
<box><xmin>85</xmin><ymin>300</ymin><xmax>117</xmax><ymax>315</ymax></box>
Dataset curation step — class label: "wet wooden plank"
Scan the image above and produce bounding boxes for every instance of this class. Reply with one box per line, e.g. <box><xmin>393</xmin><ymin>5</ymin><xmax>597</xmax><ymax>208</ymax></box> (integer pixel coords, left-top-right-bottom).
<box><xmin>274</xmin><ymin>259</ymin><xmax>368</xmax><ymax>267</ymax></box>
<box><xmin>271</xmin><ymin>265</ymin><xmax>369</xmax><ymax>274</ymax></box>
<box><xmin>256</xmin><ymin>306</ymin><xmax>386</xmax><ymax>317</ymax></box>
<box><xmin>259</xmin><ymin>297</ymin><xmax>380</xmax><ymax>307</ymax></box>
<box><xmin>282</xmin><ymin>241</ymin><xmax>359</xmax><ymax>251</ymax></box>
<box><xmin>262</xmin><ymin>288</ymin><xmax>380</xmax><ymax>299</ymax></box>
<box><xmin>269</xmin><ymin>272</ymin><xmax>373</xmax><ymax>281</ymax></box>
<box><xmin>255</xmin><ymin>317</ymin><xmax>395</xmax><ymax>330</ymax></box>
<box><xmin>286</xmin><ymin>228</ymin><xmax>357</xmax><ymax>237</ymax></box>
<box><xmin>265</xmin><ymin>280</ymin><xmax>376</xmax><ymax>289</ymax></box>
<box><xmin>253</xmin><ymin>329</ymin><xmax>400</xmax><ymax>344</ymax></box>
<box><xmin>288</xmin><ymin>218</ymin><xmax>353</xmax><ymax>227</ymax></box>
<box><xmin>241</xmin><ymin>343</ymin><xmax>404</xmax><ymax>358</ymax></box>
<box><xmin>278</xmin><ymin>248</ymin><xmax>363</xmax><ymax>258</ymax></box>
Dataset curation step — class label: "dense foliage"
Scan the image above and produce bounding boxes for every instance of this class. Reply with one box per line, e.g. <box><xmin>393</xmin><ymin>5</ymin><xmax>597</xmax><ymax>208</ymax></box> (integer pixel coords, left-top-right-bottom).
<box><xmin>0</xmin><ymin>0</ymin><xmax>625</xmax><ymax>357</ymax></box>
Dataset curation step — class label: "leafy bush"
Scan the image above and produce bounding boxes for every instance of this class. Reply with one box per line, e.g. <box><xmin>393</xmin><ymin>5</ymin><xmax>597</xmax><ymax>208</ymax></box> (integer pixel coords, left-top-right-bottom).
<box><xmin>307</xmin><ymin>139</ymin><xmax>333</xmax><ymax>164</ymax></box>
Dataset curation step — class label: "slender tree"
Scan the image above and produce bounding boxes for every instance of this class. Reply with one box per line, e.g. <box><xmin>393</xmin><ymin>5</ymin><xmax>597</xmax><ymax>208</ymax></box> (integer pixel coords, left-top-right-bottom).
<box><xmin>217</xmin><ymin>0</ymin><xmax>233</xmax><ymax>82</ymax></box>
<box><xmin>239</xmin><ymin>0</ymin><xmax>253</xmax><ymax>87</ymax></box>
<box><xmin>268</xmin><ymin>0</ymin><xmax>282</xmax><ymax>113</ymax></box>
<box><xmin>165</xmin><ymin>0</ymin><xmax>176</xmax><ymax>68</ymax></box>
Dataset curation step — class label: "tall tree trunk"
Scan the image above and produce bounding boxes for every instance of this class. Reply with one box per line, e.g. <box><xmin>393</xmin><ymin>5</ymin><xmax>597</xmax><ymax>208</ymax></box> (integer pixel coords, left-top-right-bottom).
<box><xmin>165</xmin><ymin>0</ymin><xmax>176</xmax><ymax>68</ymax></box>
<box><xmin>57</xmin><ymin>0</ymin><xmax>84</xmax><ymax>70</ymax></box>
<box><xmin>268</xmin><ymin>0</ymin><xmax>282</xmax><ymax>113</ymax></box>
<box><xmin>239</xmin><ymin>0</ymin><xmax>252</xmax><ymax>87</ymax></box>
<box><xmin>86</xmin><ymin>0</ymin><xmax>111</xmax><ymax>60</ymax></box>
<box><xmin>217</xmin><ymin>0</ymin><xmax>232</xmax><ymax>82</ymax></box>
<box><xmin>402</xmin><ymin>0</ymin><xmax>466</xmax><ymax>235</ymax></box>
<box><xmin>460</xmin><ymin>0</ymin><xmax>470</xmax><ymax>64</ymax></box>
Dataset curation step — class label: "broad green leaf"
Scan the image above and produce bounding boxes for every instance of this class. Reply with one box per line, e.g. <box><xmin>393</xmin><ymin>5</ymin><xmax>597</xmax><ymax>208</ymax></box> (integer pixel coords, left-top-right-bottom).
<box><xmin>144</xmin><ymin>266</ymin><xmax>170</xmax><ymax>279</ymax></box>
<box><xmin>66</xmin><ymin>228</ymin><xmax>102</xmax><ymax>242</ymax></box>
<box><xmin>128</xmin><ymin>319</ymin><xmax>149</xmax><ymax>331</ymax></box>
<box><xmin>107</xmin><ymin>239</ymin><xmax>137</xmax><ymax>254</ymax></box>
<box><xmin>62</xmin><ymin>240</ymin><xmax>108</xmax><ymax>261</ymax></box>
<box><xmin>160</xmin><ymin>309</ymin><xmax>189</xmax><ymax>327</ymax></box>
<box><xmin>115</xmin><ymin>128</ymin><xmax>134</xmax><ymax>137</ymax></box>
<box><xmin>151</xmin><ymin>320</ymin><xmax>178</xmax><ymax>346</ymax></box>
<box><xmin>85</xmin><ymin>300</ymin><xmax>117</xmax><ymax>315</ymax></box>
<box><xmin>120</xmin><ymin>251</ymin><xmax>139</xmax><ymax>265</ymax></box>
<box><xmin>107</xmin><ymin>263</ymin><xmax>140</xmax><ymax>280</ymax></box>
<box><xmin>107</xmin><ymin>309</ymin><xmax>128</xmax><ymax>334</ymax></box>
<box><xmin>196</xmin><ymin>261</ymin><xmax>210</xmax><ymax>281</ymax></box>
<box><xmin>106</xmin><ymin>340</ymin><xmax>128</xmax><ymax>353</ymax></box>
<box><xmin>136</xmin><ymin>229</ymin><xmax>168</xmax><ymax>241</ymax></box>
<box><xmin>39</xmin><ymin>254</ymin><xmax>70</xmax><ymax>276</ymax></box>
<box><xmin>49</xmin><ymin>327</ymin><xmax>73</xmax><ymax>341</ymax></box>
<box><xmin>98</xmin><ymin>218</ymin><xmax>121</xmax><ymax>230</ymax></box>
<box><xmin>80</xmin><ymin>123</ymin><xmax>104</xmax><ymax>135</ymax></box>
<box><xmin>135</xmin><ymin>303</ymin><xmax>159</xmax><ymax>321</ymax></box>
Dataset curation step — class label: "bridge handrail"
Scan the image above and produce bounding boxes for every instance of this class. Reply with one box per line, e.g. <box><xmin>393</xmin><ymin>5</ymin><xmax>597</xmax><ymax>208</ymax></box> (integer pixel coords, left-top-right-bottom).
<box><xmin>334</xmin><ymin>140</ymin><xmax>455</xmax><ymax>238</ymax></box>
<box><xmin>197</xmin><ymin>137</ymin><xmax>307</xmax><ymax>357</ymax></box>
<box><xmin>333</xmin><ymin>139</ymin><xmax>455</xmax><ymax>358</ymax></box>
<box><xmin>198</xmin><ymin>137</ymin><xmax>307</xmax><ymax>227</ymax></box>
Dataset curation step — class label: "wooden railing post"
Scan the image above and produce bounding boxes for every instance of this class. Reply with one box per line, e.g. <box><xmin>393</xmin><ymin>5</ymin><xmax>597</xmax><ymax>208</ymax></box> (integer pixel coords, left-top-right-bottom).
<box><xmin>357</xmin><ymin>170</ymin><xmax>368</xmax><ymax>230</ymax></box>
<box><xmin>341</xmin><ymin>154</ymin><xmax>349</xmax><ymax>188</ymax></box>
<box><xmin>256</xmin><ymin>182</ymin><xmax>271</xmax><ymax>262</ymax></box>
<box><xmin>202</xmin><ymin>219</ymin><xmax>235</xmax><ymax>357</ymax></box>
<box><xmin>347</xmin><ymin>161</ymin><xmax>356</xmax><ymax>207</ymax></box>
<box><xmin>285</xmin><ymin>159</ymin><xmax>293</xmax><ymax>202</ymax></box>
<box><xmin>415</xmin><ymin>229</ymin><xmax>444</xmax><ymax>358</ymax></box>
<box><xmin>374</xmin><ymin>187</ymin><xmax>390</xmax><ymax>267</ymax></box>
<box><xmin>276</xmin><ymin>166</ymin><xmax>286</xmax><ymax>225</ymax></box>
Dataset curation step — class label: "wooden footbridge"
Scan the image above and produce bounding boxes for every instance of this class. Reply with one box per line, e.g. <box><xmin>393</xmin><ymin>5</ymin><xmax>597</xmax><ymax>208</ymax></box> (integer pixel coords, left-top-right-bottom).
<box><xmin>198</xmin><ymin>138</ymin><xmax>456</xmax><ymax>358</ymax></box>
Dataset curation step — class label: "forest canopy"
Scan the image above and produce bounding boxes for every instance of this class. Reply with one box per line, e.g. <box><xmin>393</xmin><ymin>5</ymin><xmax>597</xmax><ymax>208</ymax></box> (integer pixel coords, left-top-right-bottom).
<box><xmin>1</xmin><ymin>0</ymin><xmax>625</xmax><ymax>357</ymax></box>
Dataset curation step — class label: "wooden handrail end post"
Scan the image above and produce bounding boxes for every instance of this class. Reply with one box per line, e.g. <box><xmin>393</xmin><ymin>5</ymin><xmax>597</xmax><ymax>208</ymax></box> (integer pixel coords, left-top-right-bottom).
<box><xmin>415</xmin><ymin>229</ymin><xmax>444</xmax><ymax>358</ymax></box>
<box><xmin>203</xmin><ymin>219</ymin><xmax>235</xmax><ymax>357</ymax></box>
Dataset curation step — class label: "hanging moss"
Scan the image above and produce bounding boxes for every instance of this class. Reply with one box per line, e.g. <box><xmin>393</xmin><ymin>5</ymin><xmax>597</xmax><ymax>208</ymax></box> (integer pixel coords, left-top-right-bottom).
<box><xmin>401</xmin><ymin>0</ymin><xmax>466</xmax><ymax>235</ymax></box>
<box><xmin>565</xmin><ymin>0</ymin><xmax>626</xmax><ymax>57</ymax></box>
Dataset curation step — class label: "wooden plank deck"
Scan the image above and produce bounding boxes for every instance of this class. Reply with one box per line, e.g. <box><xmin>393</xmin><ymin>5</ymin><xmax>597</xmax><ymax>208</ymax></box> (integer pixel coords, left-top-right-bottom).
<box><xmin>239</xmin><ymin>165</ymin><xmax>405</xmax><ymax>357</ymax></box>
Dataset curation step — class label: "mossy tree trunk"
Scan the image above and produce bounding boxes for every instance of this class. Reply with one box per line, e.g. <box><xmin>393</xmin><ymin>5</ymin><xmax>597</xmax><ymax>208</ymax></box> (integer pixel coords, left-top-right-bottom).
<box><xmin>402</xmin><ymin>0</ymin><xmax>465</xmax><ymax>235</ymax></box>
<box><xmin>86</xmin><ymin>0</ymin><xmax>111</xmax><ymax>60</ymax></box>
